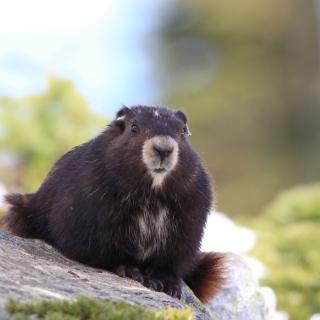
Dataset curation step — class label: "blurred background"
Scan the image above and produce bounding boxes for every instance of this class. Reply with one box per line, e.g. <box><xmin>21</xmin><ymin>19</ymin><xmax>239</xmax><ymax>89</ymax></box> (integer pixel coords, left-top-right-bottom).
<box><xmin>0</xmin><ymin>0</ymin><xmax>319</xmax><ymax>319</ymax></box>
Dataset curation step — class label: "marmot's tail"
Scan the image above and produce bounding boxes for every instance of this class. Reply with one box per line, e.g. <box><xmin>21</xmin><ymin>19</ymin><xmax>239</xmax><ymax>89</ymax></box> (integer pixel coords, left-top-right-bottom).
<box><xmin>184</xmin><ymin>252</ymin><xmax>226</xmax><ymax>304</ymax></box>
<box><xmin>0</xmin><ymin>193</ymin><xmax>38</xmax><ymax>239</ymax></box>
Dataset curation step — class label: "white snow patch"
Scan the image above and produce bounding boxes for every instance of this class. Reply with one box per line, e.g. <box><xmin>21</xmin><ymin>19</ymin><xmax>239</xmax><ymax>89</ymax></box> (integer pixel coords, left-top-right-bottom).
<box><xmin>0</xmin><ymin>183</ymin><xmax>7</xmax><ymax>209</ymax></box>
<box><xmin>201</xmin><ymin>211</ymin><xmax>256</xmax><ymax>253</ymax></box>
<box><xmin>201</xmin><ymin>212</ymin><xmax>267</xmax><ymax>280</ymax></box>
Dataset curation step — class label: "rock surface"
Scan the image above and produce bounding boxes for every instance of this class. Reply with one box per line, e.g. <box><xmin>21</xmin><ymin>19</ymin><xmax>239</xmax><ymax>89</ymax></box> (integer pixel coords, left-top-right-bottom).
<box><xmin>207</xmin><ymin>254</ymin><xmax>270</xmax><ymax>320</ymax></box>
<box><xmin>0</xmin><ymin>230</ymin><xmax>271</xmax><ymax>319</ymax></box>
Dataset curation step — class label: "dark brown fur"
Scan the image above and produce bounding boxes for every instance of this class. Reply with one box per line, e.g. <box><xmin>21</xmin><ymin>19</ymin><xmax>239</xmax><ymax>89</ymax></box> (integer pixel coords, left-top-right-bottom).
<box><xmin>184</xmin><ymin>252</ymin><xmax>226</xmax><ymax>303</ymax></box>
<box><xmin>0</xmin><ymin>194</ymin><xmax>38</xmax><ymax>238</ymax></box>
<box><xmin>1</xmin><ymin>105</ymin><xmax>225</xmax><ymax>302</ymax></box>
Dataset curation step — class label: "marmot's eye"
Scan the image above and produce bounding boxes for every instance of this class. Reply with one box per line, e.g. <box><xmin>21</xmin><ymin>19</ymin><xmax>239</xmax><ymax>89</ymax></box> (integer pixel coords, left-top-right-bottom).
<box><xmin>131</xmin><ymin>124</ymin><xmax>139</xmax><ymax>134</ymax></box>
<box><xmin>181</xmin><ymin>126</ymin><xmax>188</xmax><ymax>136</ymax></box>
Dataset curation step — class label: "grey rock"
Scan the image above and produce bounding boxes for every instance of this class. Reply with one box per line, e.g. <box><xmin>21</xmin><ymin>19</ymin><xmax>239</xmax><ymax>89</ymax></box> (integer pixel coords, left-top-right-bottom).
<box><xmin>0</xmin><ymin>230</ymin><xmax>211</xmax><ymax>319</ymax></box>
<box><xmin>0</xmin><ymin>230</ymin><xmax>272</xmax><ymax>319</ymax></box>
<box><xmin>207</xmin><ymin>254</ymin><xmax>269</xmax><ymax>320</ymax></box>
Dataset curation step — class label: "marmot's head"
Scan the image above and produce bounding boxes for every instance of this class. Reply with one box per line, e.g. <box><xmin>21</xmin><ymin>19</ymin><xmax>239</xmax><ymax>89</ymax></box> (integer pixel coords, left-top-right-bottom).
<box><xmin>106</xmin><ymin>105</ymin><xmax>195</xmax><ymax>188</ymax></box>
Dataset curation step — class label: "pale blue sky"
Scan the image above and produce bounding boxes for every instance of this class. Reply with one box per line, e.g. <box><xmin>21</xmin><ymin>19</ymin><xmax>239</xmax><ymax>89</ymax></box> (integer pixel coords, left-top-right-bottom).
<box><xmin>0</xmin><ymin>0</ymin><xmax>168</xmax><ymax>116</ymax></box>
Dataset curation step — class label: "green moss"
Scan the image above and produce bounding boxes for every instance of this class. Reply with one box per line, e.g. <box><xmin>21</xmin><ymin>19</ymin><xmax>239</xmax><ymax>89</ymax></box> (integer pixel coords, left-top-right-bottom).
<box><xmin>250</xmin><ymin>183</ymin><xmax>320</xmax><ymax>320</ymax></box>
<box><xmin>6</xmin><ymin>297</ymin><xmax>194</xmax><ymax>320</ymax></box>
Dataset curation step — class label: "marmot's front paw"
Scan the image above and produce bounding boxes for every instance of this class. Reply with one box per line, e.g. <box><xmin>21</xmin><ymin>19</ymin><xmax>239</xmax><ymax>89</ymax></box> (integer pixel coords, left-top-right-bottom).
<box><xmin>113</xmin><ymin>265</ymin><xmax>144</xmax><ymax>284</ymax></box>
<box><xmin>114</xmin><ymin>266</ymin><xmax>182</xmax><ymax>299</ymax></box>
<box><xmin>161</xmin><ymin>276</ymin><xmax>182</xmax><ymax>299</ymax></box>
<box><xmin>143</xmin><ymin>277</ymin><xmax>165</xmax><ymax>292</ymax></box>
<box><xmin>144</xmin><ymin>274</ymin><xmax>182</xmax><ymax>299</ymax></box>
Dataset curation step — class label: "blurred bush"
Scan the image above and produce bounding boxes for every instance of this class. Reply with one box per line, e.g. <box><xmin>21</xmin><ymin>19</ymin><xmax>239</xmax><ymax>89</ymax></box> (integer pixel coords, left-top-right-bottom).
<box><xmin>156</xmin><ymin>0</ymin><xmax>320</xmax><ymax>216</ymax></box>
<box><xmin>0</xmin><ymin>77</ymin><xmax>106</xmax><ymax>192</ymax></box>
<box><xmin>251</xmin><ymin>184</ymin><xmax>320</xmax><ymax>319</ymax></box>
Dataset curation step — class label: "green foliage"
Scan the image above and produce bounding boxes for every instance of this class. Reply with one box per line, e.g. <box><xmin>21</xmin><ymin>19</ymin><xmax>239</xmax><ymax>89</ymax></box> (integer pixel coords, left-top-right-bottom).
<box><xmin>251</xmin><ymin>184</ymin><xmax>320</xmax><ymax>320</ymax></box>
<box><xmin>0</xmin><ymin>77</ymin><xmax>106</xmax><ymax>192</ymax></box>
<box><xmin>6</xmin><ymin>297</ymin><xmax>194</xmax><ymax>320</ymax></box>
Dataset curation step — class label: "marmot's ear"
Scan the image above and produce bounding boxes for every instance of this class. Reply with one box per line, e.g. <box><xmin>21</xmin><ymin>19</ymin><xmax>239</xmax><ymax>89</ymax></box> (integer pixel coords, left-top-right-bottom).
<box><xmin>175</xmin><ymin>110</ymin><xmax>188</xmax><ymax>124</ymax></box>
<box><xmin>116</xmin><ymin>106</ymin><xmax>134</xmax><ymax>120</ymax></box>
<box><xmin>175</xmin><ymin>110</ymin><xmax>191</xmax><ymax>136</ymax></box>
<box><xmin>114</xmin><ymin>106</ymin><xmax>134</xmax><ymax>133</ymax></box>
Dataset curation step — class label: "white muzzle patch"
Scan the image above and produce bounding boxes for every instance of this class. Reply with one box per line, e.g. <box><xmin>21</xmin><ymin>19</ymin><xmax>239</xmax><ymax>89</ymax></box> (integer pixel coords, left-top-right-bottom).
<box><xmin>142</xmin><ymin>135</ymin><xmax>178</xmax><ymax>187</ymax></box>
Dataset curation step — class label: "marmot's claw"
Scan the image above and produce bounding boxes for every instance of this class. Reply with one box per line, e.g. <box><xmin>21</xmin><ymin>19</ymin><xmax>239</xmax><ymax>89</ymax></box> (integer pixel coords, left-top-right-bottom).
<box><xmin>143</xmin><ymin>274</ymin><xmax>181</xmax><ymax>299</ymax></box>
<box><xmin>113</xmin><ymin>265</ymin><xmax>126</xmax><ymax>277</ymax></box>
<box><xmin>144</xmin><ymin>278</ymin><xmax>164</xmax><ymax>292</ymax></box>
<box><xmin>113</xmin><ymin>265</ymin><xmax>145</xmax><ymax>285</ymax></box>
<box><xmin>162</xmin><ymin>277</ymin><xmax>182</xmax><ymax>299</ymax></box>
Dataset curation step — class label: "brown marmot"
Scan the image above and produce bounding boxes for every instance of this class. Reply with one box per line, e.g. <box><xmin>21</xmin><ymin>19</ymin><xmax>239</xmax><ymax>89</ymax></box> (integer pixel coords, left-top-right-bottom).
<box><xmin>1</xmin><ymin>105</ymin><xmax>225</xmax><ymax>303</ymax></box>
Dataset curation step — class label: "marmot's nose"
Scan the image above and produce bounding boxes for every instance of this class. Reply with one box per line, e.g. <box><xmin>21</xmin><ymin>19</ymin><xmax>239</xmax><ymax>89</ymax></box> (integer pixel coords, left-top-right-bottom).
<box><xmin>153</xmin><ymin>146</ymin><xmax>173</xmax><ymax>161</ymax></box>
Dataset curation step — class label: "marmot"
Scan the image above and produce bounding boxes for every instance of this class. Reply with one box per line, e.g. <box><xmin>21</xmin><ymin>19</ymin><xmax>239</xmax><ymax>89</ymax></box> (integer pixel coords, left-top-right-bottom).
<box><xmin>1</xmin><ymin>105</ymin><xmax>225</xmax><ymax>303</ymax></box>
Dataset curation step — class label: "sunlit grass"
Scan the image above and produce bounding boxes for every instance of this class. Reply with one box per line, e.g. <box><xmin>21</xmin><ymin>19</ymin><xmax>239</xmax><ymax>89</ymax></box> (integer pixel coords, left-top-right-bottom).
<box><xmin>6</xmin><ymin>297</ymin><xmax>194</xmax><ymax>320</ymax></box>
